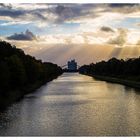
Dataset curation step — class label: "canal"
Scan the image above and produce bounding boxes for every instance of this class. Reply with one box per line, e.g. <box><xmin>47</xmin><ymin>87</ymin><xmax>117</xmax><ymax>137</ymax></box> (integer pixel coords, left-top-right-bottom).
<box><xmin>0</xmin><ymin>73</ymin><xmax>140</xmax><ymax>136</ymax></box>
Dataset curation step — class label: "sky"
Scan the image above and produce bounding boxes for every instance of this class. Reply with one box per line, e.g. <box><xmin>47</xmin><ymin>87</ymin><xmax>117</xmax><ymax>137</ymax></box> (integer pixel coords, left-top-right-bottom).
<box><xmin>1</xmin><ymin>3</ymin><xmax>140</xmax><ymax>66</ymax></box>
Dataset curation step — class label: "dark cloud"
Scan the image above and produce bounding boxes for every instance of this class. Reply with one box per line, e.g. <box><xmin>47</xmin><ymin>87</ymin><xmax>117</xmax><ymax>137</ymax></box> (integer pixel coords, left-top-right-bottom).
<box><xmin>0</xmin><ymin>9</ymin><xmax>25</xmax><ymax>18</ymax></box>
<box><xmin>46</xmin><ymin>4</ymin><xmax>98</xmax><ymax>24</ymax></box>
<box><xmin>0</xmin><ymin>3</ymin><xmax>12</xmax><ymax>9</ymax></box>
<box><xmin>107</xmin><ymin>28</ymin><xmax>128</xmax><ymax>46</ymax></box>
<box><xmin>109</xmin><ymin>4</ymin><xmax>138</xmax><ymax>8</ymax></box>
<box><xmin>107</xmin><ymin>3</ymin><xmax>140</xmax><ymax>14</ymax></box>
<box><xmin>0</xmin><ymin>4</ymin><xmax>140</xmax><ymax>25</ymax></box>
<box><xmin>7</xmin><ymin>29</ymin><xmax>37</xmax><ymax>41</ymax></box>
<box><xmin>43</xmin><ymin>4</ymin><xmax>140</xmax><ymax>24</ymax></box>
<box><xmin>0</xmin><ymin>4</ymin><xmax>47</xmax><ymax>20</ymax></box>
<box><xmin>0</xmin><ymin>4</ymin><xmax>26</xmax><ymax>18</ymax></box>
<box><xmin>100</xmin><ymin>26</ymin><xmax>114</xmax><ymax>32</ymax></box>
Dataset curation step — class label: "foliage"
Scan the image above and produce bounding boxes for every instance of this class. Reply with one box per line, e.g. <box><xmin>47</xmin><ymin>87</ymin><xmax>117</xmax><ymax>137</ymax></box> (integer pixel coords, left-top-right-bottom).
<box><xmin>0</xmin><ymin>41</ymin><xmax>63</xmax><ymax>109</ymax></box>
<box><xmin>79</xmin><ymin>57</ymin><xmax>140</xmax><ymax>81</ymax></box>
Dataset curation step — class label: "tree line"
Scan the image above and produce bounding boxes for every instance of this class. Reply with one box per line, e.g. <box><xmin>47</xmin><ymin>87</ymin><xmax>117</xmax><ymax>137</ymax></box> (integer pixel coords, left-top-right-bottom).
<box><xmin>0</xmin><ymin>41</ymin><xmax>63</xmax><ymax>109</ymax></box>
<box><xmin>79</xmin><ymin>57</ymin><xmax>140</xmax><ymax>82</ymax></box>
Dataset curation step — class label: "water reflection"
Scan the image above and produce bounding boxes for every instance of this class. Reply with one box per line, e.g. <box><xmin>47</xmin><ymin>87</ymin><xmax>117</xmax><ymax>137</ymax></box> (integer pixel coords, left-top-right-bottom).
<box><xmin>0</xmin><ymin>73</ymin><xmax>140</xmax><ymax>136</ymax></box>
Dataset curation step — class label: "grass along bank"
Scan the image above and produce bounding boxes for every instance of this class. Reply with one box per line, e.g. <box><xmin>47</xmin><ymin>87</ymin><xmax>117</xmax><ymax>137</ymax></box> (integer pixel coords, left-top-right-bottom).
<box><xmin>79</xmin><ymin>57</ymin><xmax>140</xmax><ymax>89</ymax></box>
<box><xmin>87</xmin><ymin>74</ymin><xmax>140</xmax><ymax>89</ymax></box>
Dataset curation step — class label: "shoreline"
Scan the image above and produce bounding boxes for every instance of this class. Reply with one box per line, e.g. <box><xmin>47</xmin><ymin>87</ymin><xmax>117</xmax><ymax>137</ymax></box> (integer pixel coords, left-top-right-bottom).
<box><xmin>0</xmin><ymin>73</ymin><xmax>62</xmax><ymax>111</ymax></box>
<box><xmin>81</xmin><ymin>73</ymin><xmax>140</xmax><ymax>89</ymax></box>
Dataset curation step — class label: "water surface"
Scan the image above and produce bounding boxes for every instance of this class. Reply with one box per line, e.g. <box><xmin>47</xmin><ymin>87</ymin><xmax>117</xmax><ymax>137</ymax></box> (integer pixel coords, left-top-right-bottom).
<box><xmin>0</xmin><ymin>73</ymin><xmax>140</xmax><ymax>136</ymax></box>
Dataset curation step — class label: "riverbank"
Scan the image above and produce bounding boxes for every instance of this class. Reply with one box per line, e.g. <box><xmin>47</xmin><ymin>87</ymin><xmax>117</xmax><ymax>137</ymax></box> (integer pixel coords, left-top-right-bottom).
<box><xmin>79</xmin><ymin>57</ymin><xmax>140</xmax><ymax>90</ymax></box>
<box><xmin>0</xmin><ymin>73</ymin><xmax>62</xmax><ymax>110</ymax></box>
<box><xmin>81</xmin><ymin>73</ymin><xmax>140</xmax><ymax>89</ymax></box>
<box><xmin>0</xmin><ymin>41</ymin><xmax>63</xmax><ymax>110</ymax></box>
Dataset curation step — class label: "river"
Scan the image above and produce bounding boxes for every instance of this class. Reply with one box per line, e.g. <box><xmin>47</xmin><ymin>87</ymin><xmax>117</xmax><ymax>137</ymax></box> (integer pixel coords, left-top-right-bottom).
<box><xmin>0</xmin><ymin>73</ymin><xmax>140</xmax><ymax>136</ymax></box>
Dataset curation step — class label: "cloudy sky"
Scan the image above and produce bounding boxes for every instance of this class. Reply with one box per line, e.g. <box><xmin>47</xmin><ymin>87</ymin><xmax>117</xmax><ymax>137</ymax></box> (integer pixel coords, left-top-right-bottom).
<box><xmin>1</xmin><ymin>3</ymin><xmax>140</xmax><ymax>65</ymax></box>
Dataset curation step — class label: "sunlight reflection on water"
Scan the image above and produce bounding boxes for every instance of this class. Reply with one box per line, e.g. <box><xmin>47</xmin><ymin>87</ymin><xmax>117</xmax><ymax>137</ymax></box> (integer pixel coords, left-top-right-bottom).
<box><xmin>0</xmin><ymin>73</ymin><xmax>140</xmax><ymax>136</ymax></box>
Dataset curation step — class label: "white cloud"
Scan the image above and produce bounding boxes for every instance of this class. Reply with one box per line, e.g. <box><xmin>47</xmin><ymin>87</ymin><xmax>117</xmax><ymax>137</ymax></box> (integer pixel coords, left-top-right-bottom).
<box><xmin>2</xmin><ymin>4</ymin><xmax>140</xmax><ymax>47</ymax></box>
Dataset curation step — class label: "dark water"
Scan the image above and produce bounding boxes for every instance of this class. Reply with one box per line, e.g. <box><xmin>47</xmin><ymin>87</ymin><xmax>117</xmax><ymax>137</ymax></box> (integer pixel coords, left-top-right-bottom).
<box><xmin>0</xmin><ymin>73</ymin><xmax>140</xmax><ymax>136</ymax></box>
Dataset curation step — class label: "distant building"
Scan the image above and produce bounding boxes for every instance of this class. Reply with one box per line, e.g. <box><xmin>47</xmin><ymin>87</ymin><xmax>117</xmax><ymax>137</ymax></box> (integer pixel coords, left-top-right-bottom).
<box><xmin>67</xmin><ymin>59</ymin><xmax>77</xmax><ymax>71</ymax></box>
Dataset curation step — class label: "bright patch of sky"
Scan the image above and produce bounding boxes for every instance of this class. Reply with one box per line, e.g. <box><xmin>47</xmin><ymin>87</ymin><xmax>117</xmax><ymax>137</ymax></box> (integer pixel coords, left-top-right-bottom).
<box><xmin>112</xmin><ymin>17</ymin><xmax>140</xmax><ymax>29</ymax></box>
<box><xmin>0</xmin><ymin>20</ymin><xmax>34</xmax><ymax>36</ymax></box>
<box><xmin>36</xmin><ymin>23</ymin><xmax>80</xmax><ymax>35</ymax></box>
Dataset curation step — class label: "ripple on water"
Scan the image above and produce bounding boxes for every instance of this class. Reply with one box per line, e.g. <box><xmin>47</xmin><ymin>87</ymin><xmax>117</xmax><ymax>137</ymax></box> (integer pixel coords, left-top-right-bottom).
<box><xmin>0</xmin><ymin>73</ymin><xmax>140</xmax><ymax>136</ymax></box>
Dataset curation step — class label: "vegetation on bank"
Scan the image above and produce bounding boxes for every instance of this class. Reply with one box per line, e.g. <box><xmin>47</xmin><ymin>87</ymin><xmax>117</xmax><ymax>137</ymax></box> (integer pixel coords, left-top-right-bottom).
<box><xmin>79</xmin><ymin>57</ymin><xmax>140</xmax><ymax>88</ymax></box>
<box><xmin>0</xmin><ymin>41</ymin><xmax>63</xmax><ymax>109</ymax></box>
